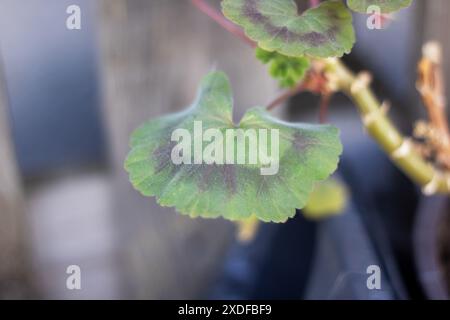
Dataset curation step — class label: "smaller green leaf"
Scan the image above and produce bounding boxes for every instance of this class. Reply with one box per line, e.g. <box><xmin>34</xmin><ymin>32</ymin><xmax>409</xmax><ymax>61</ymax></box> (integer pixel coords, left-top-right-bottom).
<box><xmin>347</xmin><ymin>0</ymin><xmax>413</xmax><ymax>14</ymax></box>
<box><xmin>256</xmin><ymin>47</ymin><xmax>310</xmax><ymax>88</ymax></box>
<box><xmin>302</xmin><ymin>178</ymin><xmax>348</xmax><ymax>220</ymax></box>
<box><xmin>255</xmin><ymin>48</ymin><xmax>277</xmax><ymax>63</ymax></box>
<box><xmin>222</xmin><ymin>0</ymin><xmax>356</xmax><ymax>58</ymax></box>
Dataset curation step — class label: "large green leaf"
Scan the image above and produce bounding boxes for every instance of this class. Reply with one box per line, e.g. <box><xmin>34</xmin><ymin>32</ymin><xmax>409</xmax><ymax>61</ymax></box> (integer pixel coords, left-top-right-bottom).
<box><xmin>125</xmin><ymin>71</ymin><xmax>342</xmax><ymax>222</ymax></box>
<box><xmin>347</xmin><ymin>0</ymin><xmax>413</xmax><ymax>13</ymax></box>
<box><xmin>221</xmin><ymin>0</ymin><xmax>355</xmax><ymax>58</ymax></box>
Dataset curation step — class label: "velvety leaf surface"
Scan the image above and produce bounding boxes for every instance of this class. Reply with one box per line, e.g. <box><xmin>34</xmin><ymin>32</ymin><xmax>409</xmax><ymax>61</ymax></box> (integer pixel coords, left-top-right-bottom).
<box><xmin>347</xmin><ymin>0</ymin><xmax>412</xmax><ymax>13</ymax></box>
<box><xmin>222</xmin><ymin>0</ymin><xmax>355</xmax><ymax>58</ymax></box>
<box><xmin>125</xmin><ymin>71</ymin><xmax>342</xmax><ymax>222</ymax></box>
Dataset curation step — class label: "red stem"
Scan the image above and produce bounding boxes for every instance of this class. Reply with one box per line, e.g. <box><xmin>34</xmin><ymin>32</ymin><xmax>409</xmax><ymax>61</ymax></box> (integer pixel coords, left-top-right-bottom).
<box><xmin>190</xmin><ymin>0</ymin><xmax>320</xmax><ymax>111</ymax></box>
<box><xmin>267</xmin><ymin>84</ymin><xmax>305</xmax><ymax>111</ymax></box>
<box><xmin>318</xmin><ymin>93</ymin><xmax>331</xmax><ymax>124</ymax></box>
<box><xmin>190</xmin><ymin>0</ymin><xmax>256</xmax><ymax>47</ymax></box>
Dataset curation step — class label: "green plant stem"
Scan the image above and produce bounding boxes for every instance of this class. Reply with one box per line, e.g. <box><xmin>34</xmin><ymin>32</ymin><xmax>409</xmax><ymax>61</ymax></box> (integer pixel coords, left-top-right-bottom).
<box><xmin>324</xmin><ymin>58</ymin><xmax>450</xmax><ymax>194</ymax></box>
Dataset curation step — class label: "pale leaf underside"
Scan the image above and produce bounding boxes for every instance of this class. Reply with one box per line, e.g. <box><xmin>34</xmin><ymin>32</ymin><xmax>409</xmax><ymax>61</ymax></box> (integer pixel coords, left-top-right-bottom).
<box><xmin>347</xmin><ymin>0</ymin><xmax>413</xmax><ymax>13</ymax></box>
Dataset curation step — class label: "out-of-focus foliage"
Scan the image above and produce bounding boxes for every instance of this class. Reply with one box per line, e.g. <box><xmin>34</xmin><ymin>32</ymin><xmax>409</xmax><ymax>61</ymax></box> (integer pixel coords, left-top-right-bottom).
<box><xmin>303</xmin><ymin>178</ymin><xmax>348</xmax><ymax>219</ymax></box>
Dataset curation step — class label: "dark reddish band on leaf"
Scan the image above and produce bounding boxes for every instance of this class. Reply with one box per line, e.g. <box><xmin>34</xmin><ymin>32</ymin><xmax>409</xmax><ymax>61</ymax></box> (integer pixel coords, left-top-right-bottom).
<box><xmin>222</xmin><ymin>0</ymin><xmax>355</xmax><ymax>58</ymax></box>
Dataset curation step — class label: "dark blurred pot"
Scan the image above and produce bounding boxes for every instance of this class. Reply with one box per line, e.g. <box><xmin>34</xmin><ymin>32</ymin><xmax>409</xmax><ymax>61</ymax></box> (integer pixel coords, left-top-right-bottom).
<box><xmin>414</xmin><ymin>195</ymin><xmax>450</xmax><ymax>300</ymax></box>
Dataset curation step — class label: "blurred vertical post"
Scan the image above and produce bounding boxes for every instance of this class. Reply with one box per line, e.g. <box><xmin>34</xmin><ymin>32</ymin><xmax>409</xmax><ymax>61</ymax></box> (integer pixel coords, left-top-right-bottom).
<box><xmin>97</xmin><ymin>0</ymin><xmax>276</xmax><ymax>298</ymax></box>
<box><xmin>0</xmin><ymin>59</ymin><xmax>29</xmax><ymax>298</ymax></box>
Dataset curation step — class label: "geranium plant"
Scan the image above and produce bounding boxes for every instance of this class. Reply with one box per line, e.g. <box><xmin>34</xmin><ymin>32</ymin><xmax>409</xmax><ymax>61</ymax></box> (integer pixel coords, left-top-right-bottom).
<box><xmin>125</xmin><ymin>0</ymin><xmax>450</xmax><ymax>229</ymax></box>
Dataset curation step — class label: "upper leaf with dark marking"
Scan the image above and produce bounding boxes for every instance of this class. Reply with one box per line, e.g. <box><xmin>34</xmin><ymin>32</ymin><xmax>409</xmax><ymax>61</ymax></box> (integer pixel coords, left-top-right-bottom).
<box><xmin>347</xmin><ymin>0</ymin><xmax>412</xmax><ymax>13</ymax></box>
<box><xmin>222</xmin><ymin>0</ymin><xmax>355</xmax><ymax>58</ymax></box>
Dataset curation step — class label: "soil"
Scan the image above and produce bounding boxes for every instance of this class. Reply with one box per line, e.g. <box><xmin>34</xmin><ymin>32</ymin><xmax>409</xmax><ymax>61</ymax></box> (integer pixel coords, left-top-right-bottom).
<box><xmin>438</xmin><ymin>203</ymin><xmax>450</xmax><ymax>296</ymax></box>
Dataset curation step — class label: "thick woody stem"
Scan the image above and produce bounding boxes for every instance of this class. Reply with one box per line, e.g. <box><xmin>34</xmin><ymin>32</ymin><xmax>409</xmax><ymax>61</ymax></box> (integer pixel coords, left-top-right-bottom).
<box><xmin>324</xmin><ymin>58</ymin><xmax>450</xmax><ymax>194</ymax></box>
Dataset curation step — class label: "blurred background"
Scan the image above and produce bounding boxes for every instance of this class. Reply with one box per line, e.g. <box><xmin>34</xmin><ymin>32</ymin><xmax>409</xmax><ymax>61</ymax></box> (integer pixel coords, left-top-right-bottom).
<box><xmin>0</xmin><ymin>0</ymin><xmax>449</xmax><ymax>299</ymax></box>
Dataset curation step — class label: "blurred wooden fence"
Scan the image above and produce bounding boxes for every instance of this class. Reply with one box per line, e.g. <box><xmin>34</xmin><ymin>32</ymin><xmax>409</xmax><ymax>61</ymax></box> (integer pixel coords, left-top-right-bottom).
<box><xmin>0</xmin><ymin>60</ymin><xmax>29</xmax><ymax>298</ymax></box>
<box><xmin>97</xmin><ymin>0</ymin><xmax>277</xmax><ymax>298</ymax></box>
